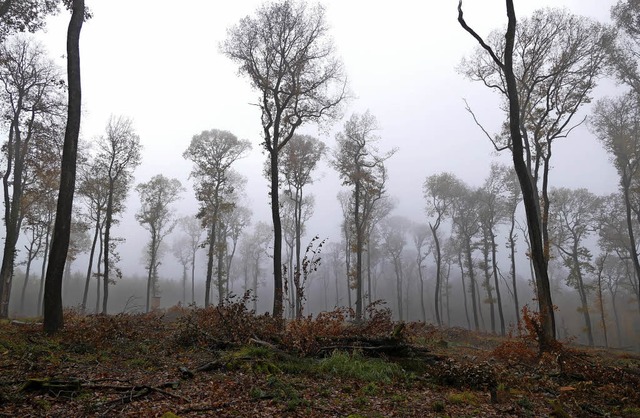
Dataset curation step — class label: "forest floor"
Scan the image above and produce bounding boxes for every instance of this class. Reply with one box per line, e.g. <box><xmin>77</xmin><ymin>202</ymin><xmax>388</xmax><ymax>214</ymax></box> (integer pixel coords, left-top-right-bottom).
<box><xmin>0</xmin><ymin>302</ymin><xmax>639</xmax><ymax>417</ymax></box>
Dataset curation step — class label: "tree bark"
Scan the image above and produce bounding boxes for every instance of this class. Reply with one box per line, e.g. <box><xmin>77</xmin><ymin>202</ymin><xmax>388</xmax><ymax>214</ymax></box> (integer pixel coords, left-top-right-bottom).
<box><xmin>82</xmin><ymin>216</ymin><xmax>100</xmax><ymax>311</ymax></box>
<box><xmin>43</xmin><ymin>0</ymin><xmax>84</xmax><ymax>334</ymax></box>
<box><xmin>270</xmin><ymin>149</ymin><xmax>284</xmax><ymax>319</ymax></box>
<box><xmin>430</xmin><ymin>223</ymin><xmax>442</xmax><ymax>326</ymax></box>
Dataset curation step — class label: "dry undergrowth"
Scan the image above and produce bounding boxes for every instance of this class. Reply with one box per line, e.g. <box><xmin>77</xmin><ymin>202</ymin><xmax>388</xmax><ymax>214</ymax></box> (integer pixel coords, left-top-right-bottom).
<box><xmin>0</xmin><ymin>300</ymin><xmax>638</xmax><ymax>417</ymax></box>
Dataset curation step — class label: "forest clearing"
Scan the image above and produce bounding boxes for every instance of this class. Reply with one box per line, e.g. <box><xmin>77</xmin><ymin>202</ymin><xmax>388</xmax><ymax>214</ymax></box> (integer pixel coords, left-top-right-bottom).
<box><xmin>0</xmin><ymin>302</ymin><xmax>639</xmax><ymax>417</ymax></box>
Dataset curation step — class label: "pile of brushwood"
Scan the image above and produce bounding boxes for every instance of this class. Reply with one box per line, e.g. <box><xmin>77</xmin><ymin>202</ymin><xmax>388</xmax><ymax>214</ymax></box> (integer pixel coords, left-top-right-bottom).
<box><xmin>0</xmin><ymin>296</ymin><xmax>639</xmax><ymax>417</ymax></box>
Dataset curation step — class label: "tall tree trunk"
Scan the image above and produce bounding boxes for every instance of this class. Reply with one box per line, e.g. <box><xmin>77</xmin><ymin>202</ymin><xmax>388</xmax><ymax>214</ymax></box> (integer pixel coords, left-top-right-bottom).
<box><xmin>622</xmin><ymin>184</ymin><xmax>640</xmax><ymax>310</ymax></box>
<box><xmin>465</xmin><ymin>243</ymin><xmax>480</xmax><ymax>331</ymax></box>
<box><xmin>508</xmin><ymin>212</ymin><xmax>520</xmax><ymax>327</ymax></box>
<box><xmin>0</xmin><ymin>122</ymin><xmax>22</xmax><ymax>319</ymax></box>
<box><xmin>294</xmin><ymin>190</ymin><xmax>303</xmax><ymax>318</ymax></box>
<box><xmin>417</xmin><ymin>257</ymin><xmax>426</xmax><ymax>322</ymax></box>
<box><xmin>458</xmin><ymin>250</ymin><xmax>471</xmax><ymax>329</ymax></box>
<box><xmin>504</xmin><ymin>0</ymin><xmax>556</xmax><ymax>349</ymax></box>
<box><xmin>82</xmin><ymin>217</ymin><xmax>100</xmax><ymax>311</ymax></box>
<box><xmin>596</xmin><ymin>272</ymin><xmax>608</xmax><ymax>348</ymax></box>
<box><xmin>191</xmin><ymin>252</ymin><xmax>196</xmax><ymax>305</ymax></box>
<box><xmin>103</xmin><ymin>186</ymin><xmax>114</xmax><ymax>314</ymax></box>
<box><xmin>205</xmin><ymin>217</ymin><xmax>215</xmax><ymax>307</ymax></box>
<box><xmin>270</xmin><ymin>149</ymin><xmax>283</xmax><ymax>318</ymax></box>
<box><xmin>394</xmin><ymin>257</ymin><xmax>403</xmax><ymax>321</ymax></box>
<box><xmin>482</xmin><ymin>241</ymin><xmax>496</xmax><ymax>334</ymax></box>
<box><xmin>37</xmin><ymin>224</ymin><xmax>52</xmax><ymax>316</ymax></box>
<box><xmin>95</xmin><ymin>226</ymin><xmax>103</xmax><ymax>314</ymax></box>
<box><xmin>367</xmin><ymin>239</ymin><xmax>373</xmax><ymax>316</ymax></box>
<box><xmin>20</xmin><ymin>239</ymin><xmax>39</xmax><ymax>313</ymax></box>
<box><xmin>43</xmin><ymin>0</ymin><xmax>84</xmax><ymax>333</ymax></box>
<box><xmin>490</xmin><ymin>231</ymin><xmax>506</xmax><ymax>335</ymax></box>
<box><xmin>459</xmin><ymin>0</ymin><xmax>557</xmax><ymax>349</ymax></box>
<box><xmin>216</xmin><ymin>225</ymin><xmax>225</xmax><ymax>306</ymax></box>
<box><xmin>572</xmin><ymin>251</ymin><xmax>594</xmax><ymax>346</ymax></box>
<box><xmin>430</xmin><ymin>224</ymin><xmax>442</xmax><ymax>326</ymax></box>
<box><xmin>354</xmin><ymin>180</ymin><xmax>363</xmax><ymax>320</ymax></box>
<box><xmin>145</xmin><ymin>233</ymin><xmax>157</xmax><ymax>312</ymax></box>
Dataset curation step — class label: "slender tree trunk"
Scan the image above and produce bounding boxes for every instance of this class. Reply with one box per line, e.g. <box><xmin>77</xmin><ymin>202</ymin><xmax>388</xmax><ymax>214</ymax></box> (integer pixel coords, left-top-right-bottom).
<box><xmin>465</xmin><ymin>243</ymin><xmax>480</xmax><ymax>331</ymax></box>
<box><xmin>344</xmin><ymin>235</ymin><xmax>352</xmax><ymax>311</ymax></box>
<box><xmin>95</xmin><ymin>227</ymin><xmax>103</xmax><ymax>314</ymax></box>
<box><xmin>490</xmin><ymin>232</ymin><xmax>505</xmax><ymax>335</ymax></box>
<box><xmin>445</xmin><ymin>264</ymin><xmax>451</xmax><ymax>326</ymax></box>
<box><xmin>354</xmin><ymin>180</ymin><xmax>363</xmax><ymax>320</ymax></box>
<box><xmin>20</xmin><ymin>258</ymin><xmax>32</xmax><ymax>314</ymax></box>
<box><xmin>20</xmin><ymin>240</ymin><xmax>39</xmax><ymax>313</ymax></box>
<box><xmin>417</xmin><ymin>258</ymin><xmax>426</xmax><ymax>322</ymax></box>
<box><xmin>509</xmin><ymin>213</ymin><xmax>520</xmax><ymax>326</ymax></box>
<box><xmin>294</xmin><ymin>190</ymin><xmax>303</xmax><ymax>318</ymax></box>
<box><xmin>572</xmin><ymin>251</ymin><xmax>594</xmax><ymax>346</ymax></box>
<box><xmin>458</xmin><ymin>250</ymin><xmax>471</xmax><ymax>329</ymax></box>
<box><xmin>596</xmin><ymin>272</ymin><xmax>608</xmax><ymax>348</ymax></box>
<box><xmin>394</xmin><ymin>257</ymin><xmax>403</xmax><ymax>321</ymax></box>
<box><xmin>191</xmin><ymin>249</ymin><xmax>196</xmax><ymax>305</ymax></box>
<box><xmin>482</xmin><ymin>242</ymin><xmax>496</xmax><ymax>334</ymax></box>
<box><xmin>37</xmin><ymin>224</ymin><xmax>52</xmax><ymax>316</ymax></box>
<box><xmin>216</xmin><ymin>222</ymin><xmax>225</xmax><ymax>306</ymax></box>
<box><xmin>609</xmin><ymin>288</ymin><xmax>622</xmax><ymax>347</ymax></box>
<box><xmin>145</xmin><ymin>233</ymin><xmax>157</xmax><ymax>312</ymax></box>
<box><xmin>82</xmin><ymin>217</ymin><xmax>100</xmax><ymax>311</ymax></box>
<box><xmin>622</xmin><ymin>184</ymin><xmax>640</xmax><ymax>310</ymax></box>
<box><xmin>205</xmin><ymin>218</ymin><xmax>216</xmax><ymax>307</ymax></box>
<box><xmin>430</xmin><ymin>224</ymin><xmax>442</xmax><ymax>326</ymax></box>
<box><xmin>103</xmin><ymin>188</ymin><xmax>114</xmax><ymax>315</ymax></box>
<box><xmin>253</xmin><ymin>256</ymin><xmax>259</xmax><ymax>312</ymax></box>
<box><xmin>366</xmin><ymin>239</ymin><xmax>372</xmax><ymax>316</ymax></box>
<box><xmin>334</xmin><ymin>260</ymin><xmax>340</xmax><ymax>307</ymax></box>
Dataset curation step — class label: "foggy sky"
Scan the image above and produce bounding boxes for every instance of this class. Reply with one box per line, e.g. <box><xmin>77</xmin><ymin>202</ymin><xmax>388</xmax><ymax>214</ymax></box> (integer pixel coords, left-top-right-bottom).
<box><xmin>29</xmin><ymin>0</ymin><xmax>620</xmax><ymax>289</ymax></box>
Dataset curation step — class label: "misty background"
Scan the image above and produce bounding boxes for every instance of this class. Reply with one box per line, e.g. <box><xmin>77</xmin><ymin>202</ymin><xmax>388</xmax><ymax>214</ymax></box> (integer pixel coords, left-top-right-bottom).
<box><xmin>4</xmin><ymin>0</ymin><xmax>636</xmax><ymax>348</ymax></box>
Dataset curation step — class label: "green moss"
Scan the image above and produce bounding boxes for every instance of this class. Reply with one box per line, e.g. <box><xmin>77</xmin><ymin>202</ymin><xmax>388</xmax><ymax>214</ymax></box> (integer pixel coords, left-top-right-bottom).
<box><xmin>317</xmin><ymin>351</ymin><xmax>403</xmax><ymax>382</ymax></box>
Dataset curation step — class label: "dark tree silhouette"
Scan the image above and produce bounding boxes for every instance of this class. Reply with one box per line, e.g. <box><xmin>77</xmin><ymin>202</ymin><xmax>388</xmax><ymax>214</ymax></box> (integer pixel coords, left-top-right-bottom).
<box><xmin>43</xmin><ymin>0</ymin><xmax>84</xmax><ymax>334</ymax></box>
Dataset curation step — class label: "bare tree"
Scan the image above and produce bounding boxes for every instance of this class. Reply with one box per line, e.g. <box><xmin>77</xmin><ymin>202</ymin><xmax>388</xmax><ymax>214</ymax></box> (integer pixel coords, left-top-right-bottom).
<box><xmin>423</xmin><ymin>172</ymin><xmax>465</xmax><ymax>326</ymax></box>
<box><xmin>279</xmin><ymin>134</ymin><xmax>325</xmax><ymax>318</ymax></box>
<box><xmin>176</xmin><ymin>215</ymin><xmax>204</xmax><ymax>305</ymax></box>
<box><xmin>0</xmin><ymin>36</ymin><xmax>65</xmax><ymax>318</ymax></box>
<box><xmin>451</xmin><ymin>184</ymin><xmax>482</xmax><ymax>331</ymax></box>
<box><xmin>549</xmin><ymin>187</ymin><xmax>601</xmax><ymax>347</ymax></box>
<box><xmin>95</xmin><ymin>115</ymin><xmax>141</xmax><ymax>314</ymax></box>
<box><xmin>222</xmin><ymin>0</ymin><xmax>347</xmax><ymax>318</ymax></box>
<box><xmin>412</xmin><ymin>222</ymin><xmax>431</xmax><ymax>323</ymax></box>
<box><xmin>457</xmin><ymin>0</ymin><xmax>599</xmax><ymax>349</ymax></box>
<box><xmin>221</xmin><ymin>202</ymin><xmax>252</xmax><ymax>299</ymax></box>
<box><xmin>136</xmin><ymin>174</ymin><xmax>183</xmax><ymax>312</ymax></box>
<box><xmin>477</xmin><ymin>163</ymin><xmax>509</xmax><ymax>336</ymax></box>
<box><xmin>239</xmin><ymin>221</ymin><xmax>272</xmax><ymax>312</ymax></box>
<box><xmin>591</xmin><ymin>93</ymin><xmax>640</xmax><ymax>315</ymax></box>
<box><xmin>379</xmin><ymin>216</ymin><xmax>410</xmax><ymax>321</ymax></box>
<box><xmin>332</xmin><ymin>111</ymin><xmax>395</xmax><ymax>320</ymax></box>
<box><xmin>183</xmin><ymin>129</ymin><xmax>250</xmax><ymax>307</ymax></box>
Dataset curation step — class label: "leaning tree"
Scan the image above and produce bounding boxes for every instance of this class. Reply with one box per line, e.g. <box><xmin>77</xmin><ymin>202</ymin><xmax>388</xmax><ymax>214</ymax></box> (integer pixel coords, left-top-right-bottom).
<box><xmin>457</xmin><ymin>1</ymin><xmax>611</xmax><ymax>350</ymax></box>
